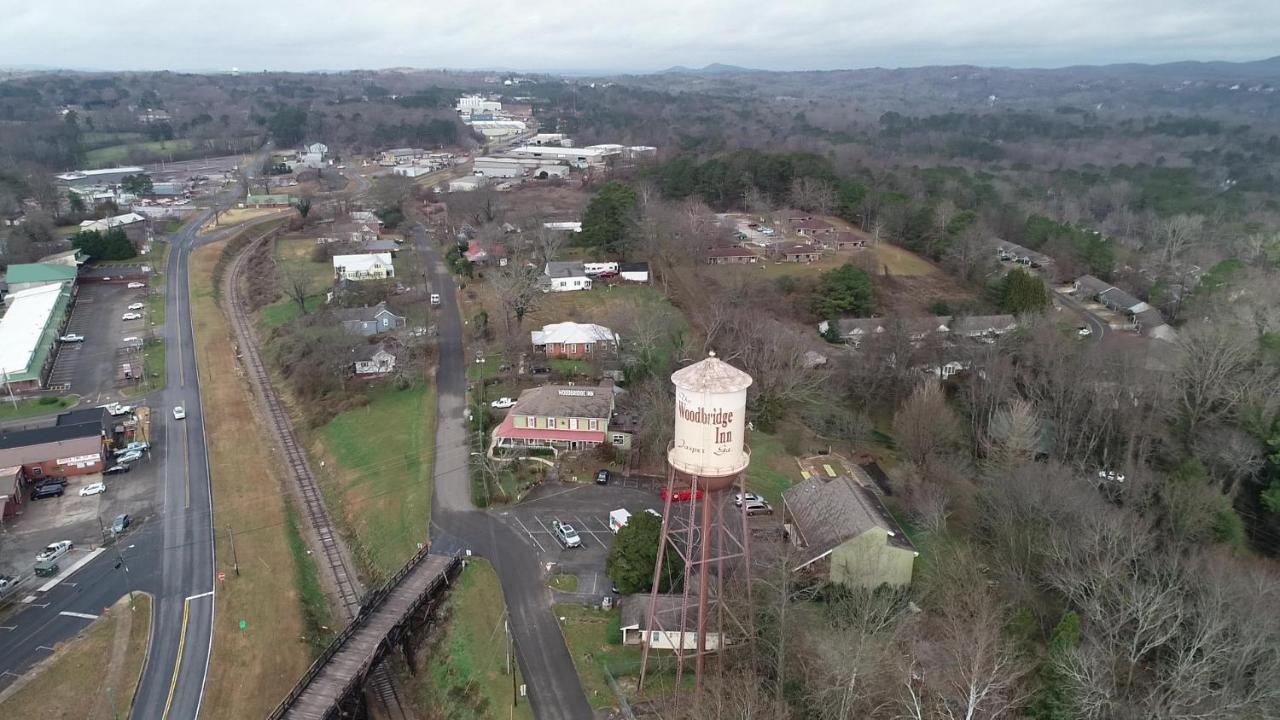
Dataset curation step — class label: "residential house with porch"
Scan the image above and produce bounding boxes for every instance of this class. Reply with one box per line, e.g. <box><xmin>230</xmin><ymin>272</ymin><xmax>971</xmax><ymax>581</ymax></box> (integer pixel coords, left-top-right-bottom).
<box><xmin>783</xmin><ymin>474</ymin><xmax>917</xmax><ymax>590</ymax></box>
<box><xmin>780</xmin><ymin>242</ymin><xmax>823</xmax><ymax>263</ymax></box>
<box><xmin>542</xmin><ymin>261</ymin><xmax>592</xmax><ymax>292</ymax></box>
<box><xmin>350</xmin><ymin>343</ymin><xmax>397</xmax><ymax>376</ymax></box>
<box><xmin>531</xmin><ymin>321</ymin><xmax>618</xmax><ymax>359</ymax></box>
<box><xmin>492</xmin><ymin>381</ymin><xmax>625</xmax><ymax>452</ymax></box>
<box><xmin>706</xmin><ymin>246</ymin><xmax>760</xmax><ymax>264</ymax></box>
<box><xmin>333</xmin><ymin>253</ymin><xmax>395</xmax><ymax>281</ymax></box>
<box><xmin>335</xmin><ymin>302</ymin><xmax>406</xmax><ymax>337</ymax></box>
<box><xmin>618</xmin><ymin>594</ymin><xmax>726</xmax><ymax>651</ymax></box>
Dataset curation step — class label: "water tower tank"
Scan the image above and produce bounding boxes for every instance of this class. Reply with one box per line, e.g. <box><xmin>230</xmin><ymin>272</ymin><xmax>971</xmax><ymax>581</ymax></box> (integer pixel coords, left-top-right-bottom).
<box><xmin>668</xmin><ymin>353</ymin><xmax>752</xmax><ymax>486</ymax></box>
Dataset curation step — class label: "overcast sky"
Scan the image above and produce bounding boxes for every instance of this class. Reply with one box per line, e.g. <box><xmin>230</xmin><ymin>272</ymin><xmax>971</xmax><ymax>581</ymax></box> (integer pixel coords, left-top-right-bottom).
<box><xmin>3</xmin><ymin>0</ymin><xmax>1278</xmax><ymax>73</ymax></box>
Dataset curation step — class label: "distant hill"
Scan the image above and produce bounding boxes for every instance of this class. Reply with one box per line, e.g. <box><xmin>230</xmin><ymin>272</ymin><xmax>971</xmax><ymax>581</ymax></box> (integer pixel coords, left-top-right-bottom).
<box><xmin>658</xmin><ymin>63</ymin><xmax>759</xmax><ymax>75</ymax></box>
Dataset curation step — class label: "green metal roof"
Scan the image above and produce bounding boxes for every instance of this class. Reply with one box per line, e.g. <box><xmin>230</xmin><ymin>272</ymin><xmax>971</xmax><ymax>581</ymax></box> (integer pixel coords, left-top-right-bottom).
<box><xmin>5</xmin><ymin>263</ymin><xmax>78</xmax><ymax>285</ymax></box>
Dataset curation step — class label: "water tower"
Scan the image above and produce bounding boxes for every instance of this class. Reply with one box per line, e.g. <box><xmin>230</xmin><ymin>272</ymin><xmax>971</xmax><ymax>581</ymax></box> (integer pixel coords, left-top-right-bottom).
<box><xmin>639</xmin><ymin>352</ymin><xmax>754</xmax><ymax>695</ymax></box>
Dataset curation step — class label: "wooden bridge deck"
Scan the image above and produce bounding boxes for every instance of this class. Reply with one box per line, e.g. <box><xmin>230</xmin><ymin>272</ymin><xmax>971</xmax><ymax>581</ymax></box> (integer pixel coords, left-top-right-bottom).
<box><xmin>280</xmin><ymin>554</ymin><xmax>456</xmax><ymax>720</ymax></box>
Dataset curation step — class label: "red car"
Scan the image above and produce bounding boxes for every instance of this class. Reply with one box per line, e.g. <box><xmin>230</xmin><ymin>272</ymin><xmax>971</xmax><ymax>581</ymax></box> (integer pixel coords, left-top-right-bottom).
<box><xmin>596</xmin><ymin>270</ymin><xmax>619</xmax><ymax>279</ymax></box>
<box><xmin>661</xmin><ymin>486</ymin><xmax>705</xmax><ymax>502</ymax></box>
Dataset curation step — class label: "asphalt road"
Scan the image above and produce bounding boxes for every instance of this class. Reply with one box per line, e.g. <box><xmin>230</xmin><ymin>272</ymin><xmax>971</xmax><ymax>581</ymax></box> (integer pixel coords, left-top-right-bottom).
<box><xmin>0</xmin><ymin>209</ymin><xmax>218</xmax><ymax>716</ymax></box>
<box><xmin>419</xmin><ymin>223</ymin><xmax>594</xmax><ymax>720</ymax></box>
<box><xmin>129</xmin><ymin>206</ymin><xmax>218</xmax><ymax>720</ymax></box>
<box><xmin>1054</xmin><ymin>289</ymin><xmax>1107</xmax><ymax>342</ymax></box>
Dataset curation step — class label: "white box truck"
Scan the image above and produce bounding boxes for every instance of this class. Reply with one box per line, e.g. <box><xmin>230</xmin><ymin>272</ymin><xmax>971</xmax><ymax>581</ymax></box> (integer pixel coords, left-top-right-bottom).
<box><xmin>608</xmin><ymin>509</ymin><xmax>632</xmax><ymax>534</ymax></box>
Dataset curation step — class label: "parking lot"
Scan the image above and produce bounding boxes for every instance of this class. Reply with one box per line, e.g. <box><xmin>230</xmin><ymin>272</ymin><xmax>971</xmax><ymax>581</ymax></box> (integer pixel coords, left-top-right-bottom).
<box><xmin>0</xmin><ymin>413</ymin><xmax>160</xmax><ymax>593</ymax></box>
<box><xmin>47</xmin><ymin>281</ymin><xmax>153</xmax><ymax>403</ymax></box>
<box><xmin>495</xmin><ymin>481</ymin><xmax>663</xmax><ymax>601</ymax></box>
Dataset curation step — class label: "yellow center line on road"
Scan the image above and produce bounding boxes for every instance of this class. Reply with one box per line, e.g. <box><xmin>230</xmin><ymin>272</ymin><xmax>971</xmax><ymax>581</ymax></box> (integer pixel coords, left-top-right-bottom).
<box><xmin>161</xmin><ymin>597</ymin><xmax>191</xmax><ymax>720</ymax></box>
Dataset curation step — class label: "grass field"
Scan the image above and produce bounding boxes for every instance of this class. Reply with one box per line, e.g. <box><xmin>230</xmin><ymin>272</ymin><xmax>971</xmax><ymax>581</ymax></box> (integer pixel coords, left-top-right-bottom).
<box><xmin>314</xmin><ymin>381</ymin><xmax>437</xmax><ymax>580</ymax></box>
<box><xmin>188</xmin><ymin>238</ymin><xmax>316</xmax><ymax>719</ymax></box>
<box><xmin>405</xmin><ymin>560</ymin><xmax>531</xmax><ymax>720</ymax></box>
<box><xmin>257</xmin><ymin>236</ymin><xmax>330</xmax><ymax>327</ymax></box>
<box><xmin>85</xmin><ymin>138</ymin><xmax>196</xmax><ymax>168</ymax></box>
<box><xmin>0</xmin><ymin>594</ymin><xmax>151</xmax><ymax>719</ymax></box>
<box><xmin>555</xmin><ymin>604</ymin><xmax>645</xmax><ymax>709</ymax></box>
<box><xmin>0</xmin><ymin>394</ymin><xmax>78</xmax><ymax>421</ymax></box>
<box><xmin>549</xmin><ymin>574</ymin><xmax>579</xmax><ymax>592</ymax></box>
<box><xmin>202</xmin><ymin>207</ymin><xmax>288</xmax><ymax>232</ymax></box>
<box><xmin>743</xmin><ymin>430</ymin><xmax>800</xmax><ymax>505</ymax></box>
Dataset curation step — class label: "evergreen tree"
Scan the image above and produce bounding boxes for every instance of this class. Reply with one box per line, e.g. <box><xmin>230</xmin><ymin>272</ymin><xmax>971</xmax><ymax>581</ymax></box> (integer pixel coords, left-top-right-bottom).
<box><xmin>579</xmin><ymin>181</ymin><xmax>637</xmax><ymax>255</ymax></box>
<box><xmin>998</xmin><ymin>268</ymin><xmax>1050</xmax><ymax>314</ymax></box>
<box><xmin>812</xmin><ymin>263</ymin><xmax>876</xmax><ymax>319</ymax></box>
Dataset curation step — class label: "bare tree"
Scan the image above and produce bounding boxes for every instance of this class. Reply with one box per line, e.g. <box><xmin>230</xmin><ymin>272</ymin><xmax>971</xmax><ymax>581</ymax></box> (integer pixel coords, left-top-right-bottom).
<box><xmin>892</xmin><ymin>381</ymin><xmax>962</xmax><ymax>468</ymax></box>
<box><xmin>790</xmin><ymin>177</ymin><xmax>837</xmax><ymax>215</ymax></box>
<box><xmin>489</xmin><ymin>261</ymin><xmax>543</xmax><ymax>335</ymax></box>
<box><xmin>279</xmin><ymin>261</ymin><xmax>315</xmax><ymax>314</ymax></box>
<box><xmin>1170</xmin><ymin>325</ymin><xmax>1266</xmax><ymax>440</ymax></box>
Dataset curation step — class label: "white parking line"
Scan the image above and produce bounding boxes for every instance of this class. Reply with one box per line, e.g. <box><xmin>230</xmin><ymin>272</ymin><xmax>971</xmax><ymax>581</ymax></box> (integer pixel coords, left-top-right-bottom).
<box><xmin>59</xmin><ymin>611</ymin><xmax>98</xmax><ymax>620</ymax></box>
<box><xmin>572</xmin><ymin>516</ymin><xmax>609</xmax><ymax>548</ymax></box>
<box><xmin>512</xmin><ymin>516</ymin><xmax>546</xmax><ymax>553</ymax></box>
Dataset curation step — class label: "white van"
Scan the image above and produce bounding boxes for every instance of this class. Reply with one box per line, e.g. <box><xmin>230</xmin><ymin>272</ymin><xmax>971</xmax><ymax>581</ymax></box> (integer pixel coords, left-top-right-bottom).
<box><xmin>608</xmin><ymin>509</ymin><xmax>632</xmax><ymax>534</ymax></box>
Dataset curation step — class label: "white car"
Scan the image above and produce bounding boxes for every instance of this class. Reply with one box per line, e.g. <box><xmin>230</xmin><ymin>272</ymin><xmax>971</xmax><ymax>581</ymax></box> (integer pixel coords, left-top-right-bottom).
<box><xmin>117</xmin><ymin>450</ymin><xmax>144</xmax><ymax>464</ymax></box>
<box><xmin>734</xmin><ymin>492</ymin><xmax>764</xmax><ymax>507</ymax></box>
<box><xmin>173</xmin><ymin>406</ymin><xmax>186</xmax><ymax>420</ymax></box>
<box><xmin>127</xmin><ymin>282</ymin><xmax>145</xmax><ymax>289</ymax></box>
<box><xmin>490</xmin><ymin>397</ymin><xmax>517</xmax><ymax>409</ymax></box>
<box><xmin>79</xmin><ymin>482</ymin><xmax>106</xmax><ymax>497</ymax></box>
<box><xmin>58</xmin><ymin>334</ymin><xmax>85</xmax><ymax>343</ymax></box>
<box><xmin>36</xmin><ymin>541</ymin><xmax>73</xmax><ymax>563</ymax></box>
<box><xmin>552</xmin><ymin>520</ymin><xmax>581</xmax><ymax>549</ymax></box>
<box><xmin>127</xmin><ymin>303</ymin><xmax>145</xmax><ymax>311</ymax></box>
<box><xmin>1077</xmin><ymin>326</ymin><xmax>1093</xmax><ymax>337</ymax></box>
<box><xmin>102</xmin><ymin>402</ymin><xmax>134</xmax><ymax>416</ymax></box>
<box><xmin>744</xmin><ymin>500</ymin><xmax>773</xmax><ymax>516</ymax></box>
<box><xmin>121</xmin><ymin>312</ymin><xmax>143</xmax><ymax>321</ymax></box>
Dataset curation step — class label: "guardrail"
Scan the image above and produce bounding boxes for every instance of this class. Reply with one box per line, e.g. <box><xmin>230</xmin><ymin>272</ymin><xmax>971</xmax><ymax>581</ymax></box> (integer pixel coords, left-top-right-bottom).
<box><xmin>265</xmin><ymin>550</ymin><xmax>462</xmax><ymax>719</ymax></box>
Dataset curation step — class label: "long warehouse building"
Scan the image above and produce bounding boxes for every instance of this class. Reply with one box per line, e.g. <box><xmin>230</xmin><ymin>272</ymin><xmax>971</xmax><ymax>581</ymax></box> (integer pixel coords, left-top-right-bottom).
<box><xmin>0</xmin><ymin>284</ymin><xmax>74</xmax><ymax>393</ymax></box>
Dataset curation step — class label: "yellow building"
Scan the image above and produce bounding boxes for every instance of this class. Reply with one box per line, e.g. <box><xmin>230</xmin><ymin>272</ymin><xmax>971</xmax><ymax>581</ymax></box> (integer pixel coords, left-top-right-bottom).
<box><xmin>782</xmin><ymin>474</ymin><xmax>917</xmax><ymax>590</ymax></box>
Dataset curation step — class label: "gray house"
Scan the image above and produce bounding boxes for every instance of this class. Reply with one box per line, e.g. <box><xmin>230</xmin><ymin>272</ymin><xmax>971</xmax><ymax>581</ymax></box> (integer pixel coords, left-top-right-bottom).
<box><xmin>334</xmin><ymin>302</ymin><xmax>406</xmax><ymax>337</ymax></box>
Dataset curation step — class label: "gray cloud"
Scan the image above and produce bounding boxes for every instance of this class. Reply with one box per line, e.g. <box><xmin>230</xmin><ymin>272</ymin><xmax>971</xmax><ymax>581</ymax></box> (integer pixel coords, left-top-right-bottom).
<box><xmin>3</xmin><ymin>0</ymin><xmax>1278</xmax><ymax>72</ymax></box>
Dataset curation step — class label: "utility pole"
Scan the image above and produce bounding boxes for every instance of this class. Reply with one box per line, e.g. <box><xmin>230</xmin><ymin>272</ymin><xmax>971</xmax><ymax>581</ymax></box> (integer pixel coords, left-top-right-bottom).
<box><xmin>228</xmin><ymin>525</ymin><xmax>240</xmax><ymax>576</ymax></box>
<box><xmin>508</xmin><ymin>612</ymin><xmax>517</xmax><ymax>709</ymax></box>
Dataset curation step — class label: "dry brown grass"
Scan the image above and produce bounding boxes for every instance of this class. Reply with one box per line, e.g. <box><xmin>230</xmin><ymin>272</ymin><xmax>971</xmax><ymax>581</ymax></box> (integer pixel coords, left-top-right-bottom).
<box><xmin>0</xmin><ymin>594</ymin><xmax>151</xmax><ymax>719</ymax></box>
<box><xmin>201</xmin><ymin>207</ymin><xmax>288</xmax><ymax>233</ymax></box>
<box><xmin>189</xmin><ymin>239</ymin><xmax>312</xmax><ymax>719</ymax></box>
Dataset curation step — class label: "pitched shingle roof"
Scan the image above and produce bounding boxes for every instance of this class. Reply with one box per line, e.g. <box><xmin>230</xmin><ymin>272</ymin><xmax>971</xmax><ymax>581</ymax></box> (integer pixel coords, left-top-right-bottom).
<box><xmin>511</xmin><ymin>384</ymin><xmax>614</xmax><ymax>419</ymax></box>
<box><xmin>783</xmin><ymin>475</ymin><xmax>914</xmax><ymax>568</ymax></box>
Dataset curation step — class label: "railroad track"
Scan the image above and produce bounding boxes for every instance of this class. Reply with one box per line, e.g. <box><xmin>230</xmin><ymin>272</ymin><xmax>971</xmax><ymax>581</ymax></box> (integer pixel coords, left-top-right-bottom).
<box><xmin>222</xmin><ymin>224</ymin><xmax>408</xmax><ymax>718</ymax></box>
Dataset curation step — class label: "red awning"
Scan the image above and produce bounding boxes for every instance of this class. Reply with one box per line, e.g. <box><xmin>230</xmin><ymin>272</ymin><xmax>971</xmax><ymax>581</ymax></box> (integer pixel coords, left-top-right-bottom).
<box><xmin>494</xmin><ymin>414</ymin><xmax>605</xmax><ymax>443</ymax></box>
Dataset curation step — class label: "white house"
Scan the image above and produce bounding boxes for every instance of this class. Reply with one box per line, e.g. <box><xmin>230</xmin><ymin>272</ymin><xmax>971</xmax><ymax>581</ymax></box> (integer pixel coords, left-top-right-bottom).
<box><xmin>298</xmin><ymin>142</ymin><xmax>328</xmax><ymax>169</ymax></box>
<box><xmin>333</xmin><ymin>253</ymin><xmax>395</xmax><ymax>281</ymax></box>
<box><xmin>542</xmin><ymin>262</ymin><xmax>592</xmax><ymax>292</ymax></box>
<box><xmin>351</xmin><ymin>344</ymin><xmax>396</xmax><ymax>376</ymax></box>
<box><xmin>619</xmin><ymin>595</ymin><xmax>725</xmax><ymax>652</ymax></box>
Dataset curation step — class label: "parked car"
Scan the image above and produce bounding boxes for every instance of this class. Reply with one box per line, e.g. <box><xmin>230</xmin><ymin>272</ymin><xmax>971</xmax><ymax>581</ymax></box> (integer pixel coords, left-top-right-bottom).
<box><xmin>173</xmin><ymin>406</ymin><xmax>186</xmax><ymax>420</ymax></box>
<box><xmin>595</xmin><ymin>469</ymin><xmax>611</xmax><ymax>485</ymax></box>
<box><xmin>104</xmin><ymin>464</ymin><xmax>130</xmax><ymax>475</ymax></box>
<box><xmin>111</xmin><ymin>514</ymin><xmax>131</xmax><ymax>535</ymax></box>
<box><xmin>117</xmin><ymin>441</ymin><xmax>150</xmax><ymax>454</ymax></box>
<box><xmin>36</xmin><ymin>541</ymin><xmax>72</xmax><ymax>563</ymax></box>
<box><xmin>127</xmin><ymin>303</ymin><xmax>145</xmax><ymax>311</ymax></box>
<box><xmin>529</xmin><ymin>365</ymin><xmax>551</xmax><ymax>375</ymax></box>
<box><xmin>743</xmin><ymin>500</ymin><xmax>773</xmax><ymax>516</ymax></box>
<box><xmin>552</xmin><ymin>520</ymin><xmax>581</xmax><ymax>549</ymax></box>
<box><xmin>121</xmin><ymin>312</ymin><xmax>143</xmax><ymax>321</ymax></box>
<box><xmin>31</xmin><ymin>482</ymin><xmax>66</xmax><ymax>500</ymax></box>
<box><xmin>117</xmin><ymin>450</ymin><xmax>144</xmax><ymax>465</ymax></box>
<box><xmin>597</xmin><ymin>270</ymin><xmax>618</xmax><ymax>279</ymax></box>
<box><xmin>79</xmin><ymin>481</ymin><xmax>106</xmax><ymax>497</ymax></box>
<box><xmin>58</xmin><ymin>333</ymin><xmax>85</xmax><ymax>343</ymax></box>
<box><xmin>1077</xmin><ymin>326</ymin><xmax>1093</xmax><ymax>337</ymax></box>
<box><xmin>733</xmin><ymin>492</ymin><xmax>763</xmax><ymax>507</ymax></box>
<box><xmin>127</xmin><ymin>282</ymin><xmax>145</xmax><ymax>289</ymax></box>
<box><xmin>490</xmin><ymin>397</ymin><xmax>517</xmax><ymax>409</ymax></box>
<box><xmin>661</xmin><ymin>486</ymin><xmax>705</xmax><ymax>502</ymax></box>
<box><xmin>0</xmin><ymin>575</ymin><xmax>17</xmax><ymax>592</ymax></box>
